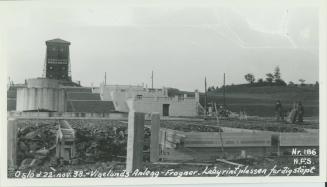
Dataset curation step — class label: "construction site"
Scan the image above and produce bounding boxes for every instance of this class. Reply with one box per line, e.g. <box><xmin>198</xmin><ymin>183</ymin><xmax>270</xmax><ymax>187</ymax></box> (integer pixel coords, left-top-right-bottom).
<box><xmin>7</xmin><ymin>39</ymin><xmax>319</xmax><ymax>178</ymax></box>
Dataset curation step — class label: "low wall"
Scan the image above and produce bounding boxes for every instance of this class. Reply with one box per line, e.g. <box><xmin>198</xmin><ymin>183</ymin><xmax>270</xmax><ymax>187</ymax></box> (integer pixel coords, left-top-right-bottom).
<box><xmin>16</xmin><ymin>87</ymin><xmax>65</xmax><ymax>112</ymax></box>
<box><xmin>26</xmin><ymin>78</ymin><xmax>60</xmax><ymax>88</ymax></box>
<box><xmin>131</xmin><ymin>98</ymin><xmax>198</xmax><ymax>117</ymax></box>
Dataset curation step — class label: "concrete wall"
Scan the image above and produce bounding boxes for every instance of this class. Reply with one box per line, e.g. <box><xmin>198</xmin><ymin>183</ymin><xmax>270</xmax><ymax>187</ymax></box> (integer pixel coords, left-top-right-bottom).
<box><xmin>170</xmin><ymin>98</ymin><xmax>198</xmax><ymax>116</ymax></box>
<box><xmin>279</xmin><ymin>133</ymin><xmax>319</xmax><ymax>146</ymax></box>
<box><xmin>16</xmin><ymin>87</ymin><xmax>65</xmax><ymax>112</ymax></box>
<box><xmin>133</xmin><ymin>99</ymin><xmax>164</xmax><ymax>114</ymax></box>
<box><xmin>26</xmin><ymin>78</ymin><xmax>60</xmax><ymax>88</ymax></box>
<box><xmin>102</xmin><ymin>84</ymin><xmax>199</xmax><ymax>117</ymax></box>
<box><xmin>100</xmin><ymin>84</ymin><xmax>144</xmax><ymax>101</ymax></box>
<box><xmin>16</xmin><ymin>78</ymin><xmax>66</xmax><ymax>112</ymax></box>
<box><xmin>100</xmin><ymin>84</ymin><xmax>168</xmax><ymax>101</ymax></box>
<box><xmin>129</xmin><ymin>96</ymin><xmax>198</xmax><ymax>117</ymax></box>
<box><xmin>91</xmin><ymin>87</ymin><xmax>100</xmax><ymax>93</ymax></box>
<box><xmin>111</xmin><ymin>91</ymin><xmax>131</xmax><ymax>112</ymax></box>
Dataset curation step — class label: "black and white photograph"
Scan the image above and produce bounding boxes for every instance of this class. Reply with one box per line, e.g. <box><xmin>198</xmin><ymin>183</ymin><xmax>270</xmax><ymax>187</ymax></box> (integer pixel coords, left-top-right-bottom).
<box><xmin>0</xmin><ymin>0</ymin><xmax>326</xmax><ymax>185</ymax></box>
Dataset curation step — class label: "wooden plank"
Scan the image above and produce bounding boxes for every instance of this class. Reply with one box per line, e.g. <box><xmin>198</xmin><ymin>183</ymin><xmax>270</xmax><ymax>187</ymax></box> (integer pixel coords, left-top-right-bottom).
<box><xmin>150</xmin><ymin>113</ymin><xmax>160</xmax><ymax>162</ymax></box>
<box><xmin>216</xmin><ymin>159</ymin><xmax>244</xmax><ymax>167</ymax></box>
<box><xmin>126</xmin><ymin>112</ymin><xmax>145</xmax><ymax>173</ymax></box>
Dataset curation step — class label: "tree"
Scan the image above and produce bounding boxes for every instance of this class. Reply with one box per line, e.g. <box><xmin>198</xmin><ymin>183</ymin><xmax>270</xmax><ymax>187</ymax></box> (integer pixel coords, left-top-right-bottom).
<box><xmin>208</xmin><ymin>86</ymin><xmax>216</xmax><ymax>92</ymax></box>
<box><xmin>275</xmin><ymin>79</ymin><xmax>287</xmax><ymax>86</ymax></box>
<box><xmin>244</xmin><ymin>73</ymin><xmax>255</xmax><ymax>84</ymax></box>
<box><xmin>274</xmin><ymin>66</ymin><xmax>281</xmax><ymax>81</ymax></box>
<box><xmin>254</xmin><ymin>78</ymin><xmax>264</xmax><ymax>86</ymax></box>
<box><xmin>265</xmin><ymin>73</ymin><xmax>274</xmax><ymax>83</ymax></box>
<box><xmin>288</xmin><ymin>81</ymin><xmax>295</xmax><ymax>86</ymax></box>
<box><xmin>299</xmin><ymin>79</ymin><xmax>305</xmax><ymax>86</ymax></box>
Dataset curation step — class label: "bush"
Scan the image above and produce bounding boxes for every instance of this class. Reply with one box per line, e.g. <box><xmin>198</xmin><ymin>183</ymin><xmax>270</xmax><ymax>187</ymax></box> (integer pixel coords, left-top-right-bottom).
<box><xmin>275</xmin><ymin>79</ymin><xmax>287</xmax><ymax>86</ymax></box>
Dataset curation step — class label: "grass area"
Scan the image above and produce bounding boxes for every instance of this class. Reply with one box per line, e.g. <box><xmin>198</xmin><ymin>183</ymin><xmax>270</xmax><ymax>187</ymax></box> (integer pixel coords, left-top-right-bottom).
<box><xmin>197</xmin><ymin>86</ymin><xmax>319</xmax><ymax>117</ymax></box>
<box><xmin>168</xmin><ymin>85</ymin><xmax>318</xmax><ymax>117</ymax></box>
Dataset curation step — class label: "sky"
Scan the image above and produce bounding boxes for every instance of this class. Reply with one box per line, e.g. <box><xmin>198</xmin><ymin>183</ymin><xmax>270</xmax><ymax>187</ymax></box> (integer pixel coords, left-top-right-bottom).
<box><xmin>1</xmin><ymin>0</ymin><xmax>320</xmax><ymax>91</ymax></box>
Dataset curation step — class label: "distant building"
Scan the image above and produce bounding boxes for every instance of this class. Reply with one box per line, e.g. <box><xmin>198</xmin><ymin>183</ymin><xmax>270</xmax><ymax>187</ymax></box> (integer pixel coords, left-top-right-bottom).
<box><xmin>9</xmin><ymin>38</ymin><xmax>200</xmax><ymax>116</ymax></box>
<box><xmin>45</xmin><ymin>38</ymin><xmax>71</xmax><ymax>81</ymax></box>
<box><xmin>10</xmin><ymin>39</ymin><xmax>115</xmax><ymax>114</ymax></box>
<box><xmin>100</xmin><ymin>84</ymin><xmax>201</xmax><ymax>117</ymax></box>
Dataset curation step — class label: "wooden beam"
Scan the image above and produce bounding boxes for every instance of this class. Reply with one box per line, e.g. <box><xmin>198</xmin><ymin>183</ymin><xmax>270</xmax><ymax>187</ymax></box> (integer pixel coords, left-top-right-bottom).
<box><xmin>150</xmin><ymin>113</ymin><xmax>160</xmax><ymax>162</ymax></box>
<box><xmin>126</xmin><ymin>112</ymin><xmax>145</xmax><ymax>173</ymax></box>
<box><xmin>216</xmin><ymin>159</ymin><xmax>244</xmax><ymax>167</ymax></box>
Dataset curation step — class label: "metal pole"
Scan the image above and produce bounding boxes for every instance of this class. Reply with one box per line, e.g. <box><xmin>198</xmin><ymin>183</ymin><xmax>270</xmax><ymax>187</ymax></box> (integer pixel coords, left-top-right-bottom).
<box><xmin>151</xmin><ymin>70</ymin><xmax>154</xmax><ymax>89</ymax></box>
<box><xmin>104</xmin><ymin>72</ymin><xmax>107</xmax><ymax>85</ymax></box>
<box><xmin>223</xmin><ymin>73</ymin><xmax>226</xmax><ymax>107</ymax></box>
<box><xmin>205</xmin><ymin>77</ymin><xmax>207</xmax><ymax>117</ymax></box>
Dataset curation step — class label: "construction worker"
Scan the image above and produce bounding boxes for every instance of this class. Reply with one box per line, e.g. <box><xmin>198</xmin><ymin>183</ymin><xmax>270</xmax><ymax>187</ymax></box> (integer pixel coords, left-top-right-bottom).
<box><xmin>239</xmin><ymin>108</ymin><xmax>247</xmax><ymax>120</ymax></box>
<box><xmin>275</xmin><ymin>100</ymin><xmax>284</xmax><ymax>121</ymax></box>
<box><xmin>297</xmin><ymin>101</ymin><xmax>304</xmax><ymax>123</ymax></box>
<box><xmin>287</xmin><ymin>102</ymin><xmax>298</xmax><ymax>124</ymax></box>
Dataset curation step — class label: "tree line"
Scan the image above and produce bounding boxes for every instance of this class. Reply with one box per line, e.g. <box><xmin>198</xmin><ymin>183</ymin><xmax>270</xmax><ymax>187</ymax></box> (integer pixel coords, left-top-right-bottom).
<box><xmin>206</xmin><ymin>66</ymin><xmax>318</xmax><ymax>92</ymax></box>
<box><xmin>244</xmin><ymin>66</ymin><xmax>287</xmax><ymax>86</ymax></box>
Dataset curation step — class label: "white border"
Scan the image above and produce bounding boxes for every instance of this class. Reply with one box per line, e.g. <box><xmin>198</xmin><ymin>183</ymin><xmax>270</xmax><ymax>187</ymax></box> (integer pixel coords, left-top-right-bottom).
<box><xmin>0</xmin><ymin>0</ymin><xmax>326</xmax><ymax>186</ymax></box>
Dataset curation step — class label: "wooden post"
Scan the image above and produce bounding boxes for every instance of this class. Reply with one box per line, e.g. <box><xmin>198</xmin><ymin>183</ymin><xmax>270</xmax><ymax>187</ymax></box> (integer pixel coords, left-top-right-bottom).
<box><xmin>204</xmin><ymin>77</ymin><xmax>207</xmax><ymax>118</ymax></box>
<box><xmin>126</xmin><ymin>112</ymin><xmax>145</xmax><ymax>173</ymax></box>
<box><xmin>7</xmin><ymin>119</ymin><xmax>17</xmax><ymax>169</ymax></box>
<box><xmin>223</xmin><ymin>73</ymin><xmax>226</xmax><ymax>107</ymax></box>
<box><xmin>150</xmin><ymin>113</ymin><xmax>160</xmax><ymax>162</ymax></box>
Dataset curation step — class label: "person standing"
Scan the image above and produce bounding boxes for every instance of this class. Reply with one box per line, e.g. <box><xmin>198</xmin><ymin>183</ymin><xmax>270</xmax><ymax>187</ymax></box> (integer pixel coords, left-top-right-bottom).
<box><xmin>275</xmin><ymin>100</ymin><xmax>284</xmax><ymax>121</ymax></box>
<box><xmin>297</xmin><ymin>101</ymin><xmax>304</xmax><ymax>123</ymax></box>
<box><xmin>287</xmin><ymin>102</ymin><xmax>298</xmax><ymax>124</ymax></box>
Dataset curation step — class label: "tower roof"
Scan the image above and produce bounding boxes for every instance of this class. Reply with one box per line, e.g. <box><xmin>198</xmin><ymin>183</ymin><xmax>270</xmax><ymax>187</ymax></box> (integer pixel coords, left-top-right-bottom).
<box><xmin>46</xmin><ymin>38</ymin><xmax>70</xmax><ymax>45</ymax></box>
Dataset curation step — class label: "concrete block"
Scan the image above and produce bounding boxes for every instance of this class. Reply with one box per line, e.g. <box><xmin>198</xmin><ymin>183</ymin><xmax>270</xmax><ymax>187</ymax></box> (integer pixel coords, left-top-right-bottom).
<box><xmin>150</xmin><ymin>113</ymin><xmax>160</xmax><ymax>162</ymax></box>
<box><xmin>126</xmin><ymin>112</ymin><xmax>145</xmax><ymax>173</ymax></box>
